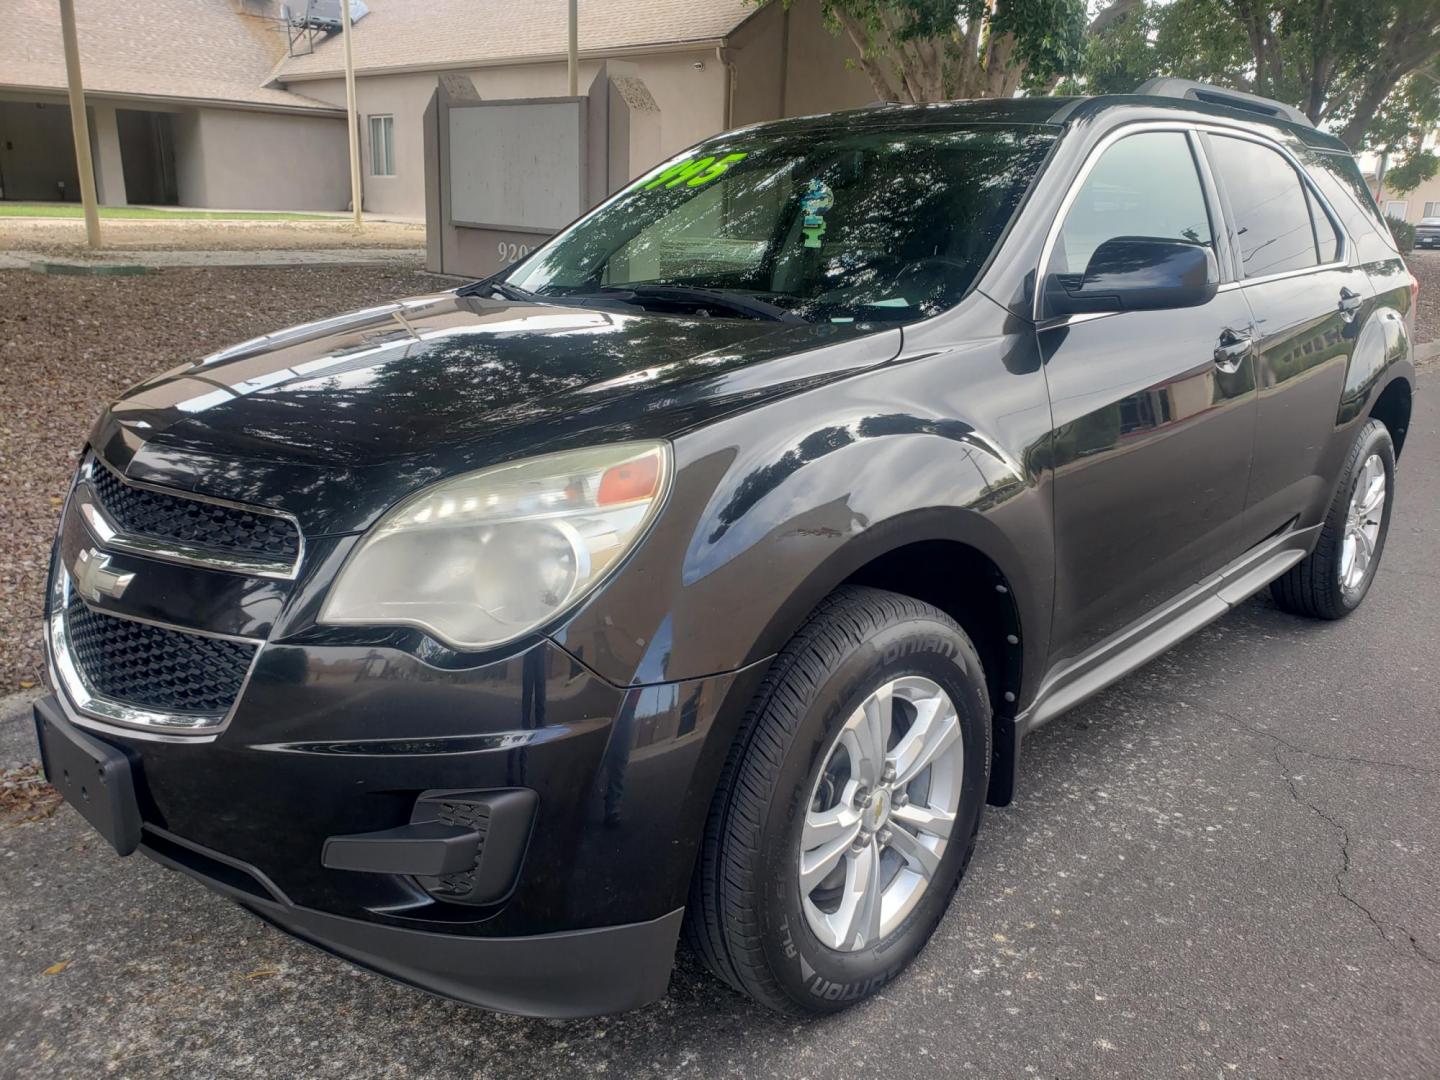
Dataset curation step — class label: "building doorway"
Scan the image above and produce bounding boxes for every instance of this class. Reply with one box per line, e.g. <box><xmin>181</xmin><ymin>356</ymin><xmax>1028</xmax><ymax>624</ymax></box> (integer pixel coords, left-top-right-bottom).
<box><xmin>117</xmin><ymin>109</ymin><xmax>178</xmax><ymax>205</ymax></box>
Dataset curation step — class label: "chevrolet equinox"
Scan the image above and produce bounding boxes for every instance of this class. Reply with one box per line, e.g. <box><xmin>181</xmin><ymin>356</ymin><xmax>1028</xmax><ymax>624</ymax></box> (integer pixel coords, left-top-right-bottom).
<box><xmin>36</xmin><ymin>81</ymin><xmax>1417</xmax><ymax>1017</ymax></box>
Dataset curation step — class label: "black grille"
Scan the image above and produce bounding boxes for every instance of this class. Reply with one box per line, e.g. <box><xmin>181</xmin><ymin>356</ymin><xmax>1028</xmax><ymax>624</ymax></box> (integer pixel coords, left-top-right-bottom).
<box><xmin>89</xmin><ymin>461</ymin><xmax>300</xmax><ymax>562</ymax></box>
<box><xmin>65</xmin><ymin>597</ymin><xmax>257</xmax><ymax>715</ymax></box>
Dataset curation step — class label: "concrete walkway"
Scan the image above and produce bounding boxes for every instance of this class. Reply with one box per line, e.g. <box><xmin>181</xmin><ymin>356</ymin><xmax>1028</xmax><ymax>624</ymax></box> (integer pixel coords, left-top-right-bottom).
<box><xmin>0</xmin><ymin>248</ymin><xmax>425</xmax><ymax>271</ymax></box>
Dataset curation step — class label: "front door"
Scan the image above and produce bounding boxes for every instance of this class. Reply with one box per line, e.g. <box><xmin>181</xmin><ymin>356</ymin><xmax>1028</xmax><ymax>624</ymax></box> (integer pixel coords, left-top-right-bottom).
<box><xmin>1037</xmin><ymin>128</ymin><xmax>1258</xmax><ymax>665</ymax></box>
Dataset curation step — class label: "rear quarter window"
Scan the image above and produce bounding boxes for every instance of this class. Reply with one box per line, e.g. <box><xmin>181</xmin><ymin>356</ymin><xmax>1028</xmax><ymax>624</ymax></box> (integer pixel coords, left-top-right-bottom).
<box><xmin>1306</xmin><ymin>150</ymin><xmax>1401</xmax><ymax>262</ymax></box>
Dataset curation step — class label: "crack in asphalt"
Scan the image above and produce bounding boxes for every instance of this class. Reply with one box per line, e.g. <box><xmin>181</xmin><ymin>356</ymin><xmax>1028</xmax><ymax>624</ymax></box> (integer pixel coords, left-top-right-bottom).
<box><xmin>1204</xmin><ymin>705</ymin><xmax>1440</xmax><ymax>780</ymax></box>
<box><xmin>1224</xmin><ymin>711</ymin><xmax>1440</xmax><ymax>974</ymax></box>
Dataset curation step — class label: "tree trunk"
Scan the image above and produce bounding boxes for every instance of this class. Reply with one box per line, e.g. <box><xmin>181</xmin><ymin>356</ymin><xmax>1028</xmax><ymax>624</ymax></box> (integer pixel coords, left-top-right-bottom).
<box><xmin>982</xmin><ymin>31</ymin><xmax>1018</xmax><ymax>97</ymax></box>
<box><xmin>1339</xmin><ymin>73</ymin><xmax>1399</xmax><ymax>150</ymax></box>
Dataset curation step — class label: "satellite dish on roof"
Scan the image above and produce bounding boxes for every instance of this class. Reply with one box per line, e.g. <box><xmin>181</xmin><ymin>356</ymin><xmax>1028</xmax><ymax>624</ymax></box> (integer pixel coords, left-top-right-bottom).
<box><xmin>287</xmin><ymin>0</ymin><xmax>368</xmax><ymax>55</ymax></box>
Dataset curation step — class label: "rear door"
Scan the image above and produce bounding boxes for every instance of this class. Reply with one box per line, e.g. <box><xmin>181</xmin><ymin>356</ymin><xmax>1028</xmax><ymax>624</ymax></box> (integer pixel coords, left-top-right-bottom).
<box><xmin>1037</xmin><ymin>127</ymin><xmax>1259</xmax><ymax>665</ymax></box>
<box><xmin>1201</xmin><ymin>132</ymin><xmax>1374</xmax><ymax>539</ymax></box>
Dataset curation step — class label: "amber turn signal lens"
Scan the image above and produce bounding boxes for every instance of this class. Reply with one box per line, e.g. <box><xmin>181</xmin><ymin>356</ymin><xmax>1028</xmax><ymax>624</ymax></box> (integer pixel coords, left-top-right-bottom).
<box><xmin>598</xmin><ymin>450</ymin><xmax>661</xmax><ymax>506</ymax></box>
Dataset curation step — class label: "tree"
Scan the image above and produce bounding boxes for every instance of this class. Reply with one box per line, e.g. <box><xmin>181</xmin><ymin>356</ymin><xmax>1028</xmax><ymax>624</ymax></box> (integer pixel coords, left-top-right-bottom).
<box><xmin>782</xmin><ymin>0</ymin><xmax>1142</xmax><ymax>103</ymax></box>
<box><xmin>1369</xmin><ymin>71</ymin><xmax>1440</xmax><ymax>196</ymax></box>
<box><xmin>1067</xmin><ymin>0</ymin><xmax>1440</xmax><ymax>149</ymax></box>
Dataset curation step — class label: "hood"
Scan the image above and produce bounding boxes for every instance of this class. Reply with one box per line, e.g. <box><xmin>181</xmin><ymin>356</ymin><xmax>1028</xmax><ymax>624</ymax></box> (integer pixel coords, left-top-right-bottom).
<box><xmin>92</xmin><ymin>292</ymin><xmax>900</xmax><ymax>534</ymax></box>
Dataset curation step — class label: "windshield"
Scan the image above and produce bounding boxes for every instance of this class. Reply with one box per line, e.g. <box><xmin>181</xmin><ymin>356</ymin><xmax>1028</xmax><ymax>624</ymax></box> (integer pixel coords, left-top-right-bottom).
<box><xmin>504</xmin><ymin>123</ymin><xmax>1055</xmax><ymax>324</ymax></box>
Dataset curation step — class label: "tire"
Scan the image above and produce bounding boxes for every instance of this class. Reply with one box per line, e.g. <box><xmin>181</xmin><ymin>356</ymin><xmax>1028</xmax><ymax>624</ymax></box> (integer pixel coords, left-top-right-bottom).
<box><xmin>1271</xmin><ymin>418</ymin><xmax>1395</xmax><ymax>620</ymax></box>
<box><xmin>685</xmin><ymin>585</ymin><xmax>991</xmax><ymax>1014</ymax></box>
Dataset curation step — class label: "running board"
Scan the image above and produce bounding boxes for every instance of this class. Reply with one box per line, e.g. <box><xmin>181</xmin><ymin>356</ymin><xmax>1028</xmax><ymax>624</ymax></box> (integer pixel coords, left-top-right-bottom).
<box><xmin>1021</xmin><ymin>523</ymin><xmax>1319</xmax><ymax>735</ymax></box>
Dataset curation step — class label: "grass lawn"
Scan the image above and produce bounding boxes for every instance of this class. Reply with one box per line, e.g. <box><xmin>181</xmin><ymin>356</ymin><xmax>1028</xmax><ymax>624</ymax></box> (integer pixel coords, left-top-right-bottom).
<box><xmin>0</xmin><ymin>203</ymin><xmax>335</xmax><ymax>221</ymax></box>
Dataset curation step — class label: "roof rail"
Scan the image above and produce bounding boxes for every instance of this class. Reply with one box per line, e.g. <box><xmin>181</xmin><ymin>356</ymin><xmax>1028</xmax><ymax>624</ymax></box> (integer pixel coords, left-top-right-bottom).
<box><xmin>1134</xmin><ymin>78</ymin><xmax>1313</xmax><ymax>128</ymax></box>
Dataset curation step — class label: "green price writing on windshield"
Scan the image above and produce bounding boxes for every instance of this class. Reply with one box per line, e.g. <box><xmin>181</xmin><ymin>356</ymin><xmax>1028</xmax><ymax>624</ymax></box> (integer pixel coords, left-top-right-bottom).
<box><xmin>642</xmin><ymin>152</ymin><xmax>749</xmax><ymax>190</ymax></box>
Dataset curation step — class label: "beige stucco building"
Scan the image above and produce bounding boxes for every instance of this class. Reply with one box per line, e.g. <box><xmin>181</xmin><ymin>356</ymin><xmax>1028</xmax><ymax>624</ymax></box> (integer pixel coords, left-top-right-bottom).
<box><xmin>1373</xmin><ymin>179</ymin><xmax>1440</xmax><ymax>226</ymax></box>
<box><xmin>1368</xmin><ymin>129</ymin><xmax>1440</xmax><ymax>224</ymax></box>
<box><xmin>0</xmin><ymin>0</ymin><xmax>873</xmax><ymax>215</ymax></box>
<box><xmin>269</xmin><ymin>0</ymin><xmax>875</xmax><ymax>219</ymax></box>
<box><xmin>0</xmin><ymin>0</ymin><xmax>350</xmax><ymax>209</ymax></box>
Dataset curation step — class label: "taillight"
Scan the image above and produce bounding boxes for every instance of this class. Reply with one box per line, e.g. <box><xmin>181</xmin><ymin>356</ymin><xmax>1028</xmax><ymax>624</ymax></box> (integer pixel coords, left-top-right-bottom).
<box><xmin>1412</xmin><ymin>275</ymin><xmax>1420</xmax><ymax>314</ymax></box>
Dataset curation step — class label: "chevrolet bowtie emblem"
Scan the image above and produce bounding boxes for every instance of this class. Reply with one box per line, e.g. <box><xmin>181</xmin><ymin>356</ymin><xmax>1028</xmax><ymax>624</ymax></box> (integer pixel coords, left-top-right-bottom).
<box><xmin>73</xmin><ymin>548</ymin><xmax>135</xmax><ymax>604</ymax></box>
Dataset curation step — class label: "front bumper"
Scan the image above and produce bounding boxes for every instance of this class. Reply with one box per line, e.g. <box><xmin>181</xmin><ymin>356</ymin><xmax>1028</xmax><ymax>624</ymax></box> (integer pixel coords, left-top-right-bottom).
<box><xmin>36</xmin><ymin>635</ymin><xmax>767</xmax><ymax>1015</ymax></box>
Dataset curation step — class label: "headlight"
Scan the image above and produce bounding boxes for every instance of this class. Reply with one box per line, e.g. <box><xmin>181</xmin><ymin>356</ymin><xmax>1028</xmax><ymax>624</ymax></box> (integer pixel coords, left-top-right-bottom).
<box><xmin>319</xmin><ymin>442</ymin><xmax>671</xmax><ymax>649</ymax></box>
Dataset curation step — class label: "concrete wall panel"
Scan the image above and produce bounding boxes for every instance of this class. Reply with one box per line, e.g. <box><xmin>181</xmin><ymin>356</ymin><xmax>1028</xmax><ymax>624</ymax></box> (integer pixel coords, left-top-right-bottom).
<box><xmin>176</xmin><ymin>108</ymin><xmax>349</xmax><ymax>210</ymax></box>
<box><xmin>448</xmin><ymin>99</ymin><xmax>584</xmax><ymax>231</ymax></box>
<box><xmin>299</xmin><ymin>50</ymin><xmax>725</xmax><ymax>218</ymax></box>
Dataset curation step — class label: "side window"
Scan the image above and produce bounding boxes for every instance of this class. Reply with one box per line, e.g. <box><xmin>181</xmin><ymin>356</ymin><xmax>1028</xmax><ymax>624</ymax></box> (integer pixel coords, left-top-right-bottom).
<box><xmin>1052</xmin><ymin>131</ymin><xmax>1214</xmax><ymax>282</ymax></box>
<box><xmin>368</xmin><ymin>115</ymin><xmax>395</xmax><ymax>177</ymax></box>
<box><xmin>1309</xmin><ymin>153</ymin><xmax>1394</xmax><ymax>260</ymax></box>
<box><xmin>1208</xmin><ymin>136</ymin><xmax>1322</xmax><ymax>278</ymax></box>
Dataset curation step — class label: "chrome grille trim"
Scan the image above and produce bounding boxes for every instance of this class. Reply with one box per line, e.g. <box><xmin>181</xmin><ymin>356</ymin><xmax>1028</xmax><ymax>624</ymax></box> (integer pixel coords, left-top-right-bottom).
<box><xmin>46</xmin><ymin>566</ymin><xmax>264</xmax><ymax>736</ymax></box>
<box><xmin>80</xmin><ymin>455</ymin><xmax>304</xmax><ymax>580</ymax></box>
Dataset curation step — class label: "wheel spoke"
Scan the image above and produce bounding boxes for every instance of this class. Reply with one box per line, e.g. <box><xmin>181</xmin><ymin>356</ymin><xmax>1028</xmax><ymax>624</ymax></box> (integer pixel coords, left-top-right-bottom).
<box><xmin>887</xmin><ymin>821</ymin><xmax>941</xmax><ymax>881</ymax></box>
<box><xmin>1359</xmin><ymin>475</ymin><xmax>1386</xmax><ymax>519</ymax></box>
<box><xmin>836</xmin><ymin>839</ymin><xmax>883</xmax><ymax>950</ymax></box>
<box><xmin>890</xmin><ymin>701</ymin><xmax>960</xmax><ymax>788</ymax></box>
<box><xmin>891</xmin><ymin>800</ymin><xmax>956</xmax><ymax>838</ymax></box>
<box><xmin>843</xmin><ymin>687</ymin><xmax>892</xmax><ymax>788</ymax></box>
<box><xmin>800</xmin><ymin>805</ymin><xmax>862</xmax><ymax>893</ymax></box>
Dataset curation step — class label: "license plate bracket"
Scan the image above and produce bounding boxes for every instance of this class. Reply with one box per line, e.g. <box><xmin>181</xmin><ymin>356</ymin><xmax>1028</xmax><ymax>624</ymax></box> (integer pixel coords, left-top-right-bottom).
<box><xmin>34</xmin><ymin>706</ymin><xmax>142</xmax><ymax>856</ymax></box>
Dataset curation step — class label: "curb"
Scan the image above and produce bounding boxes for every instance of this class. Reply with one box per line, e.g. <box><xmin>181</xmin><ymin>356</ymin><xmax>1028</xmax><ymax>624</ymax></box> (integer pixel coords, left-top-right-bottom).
<box><xmin>3</xmin><ymin>249</ymin><xmax>427</xmax><ymax>271</ymax></box>
<box><xmin>29</xmin><ymin>260</ymin><xmax>149</xmax><ymax>277</ymax></box>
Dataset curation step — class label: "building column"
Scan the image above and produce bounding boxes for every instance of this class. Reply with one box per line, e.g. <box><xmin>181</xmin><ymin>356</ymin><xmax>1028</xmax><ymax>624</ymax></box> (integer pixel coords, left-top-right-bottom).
<box><xmin>89</xmin><ymin>103</ymin><xmax>127</xmax><ymax>206</ymax></box>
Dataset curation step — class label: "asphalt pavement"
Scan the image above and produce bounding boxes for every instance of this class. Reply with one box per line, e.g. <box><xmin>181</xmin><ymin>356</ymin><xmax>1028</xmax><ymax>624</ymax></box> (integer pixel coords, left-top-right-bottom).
<box><xmin>1</xmin><ymin>375</ymin><xmax>1436</xmax><ymax>1080</ymax></box>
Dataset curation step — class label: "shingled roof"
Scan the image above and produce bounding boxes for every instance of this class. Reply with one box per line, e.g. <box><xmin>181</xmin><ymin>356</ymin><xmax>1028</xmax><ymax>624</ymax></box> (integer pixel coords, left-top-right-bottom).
<box><xmin>270</xmin><ymin>0</ymin><xmax>757</xmax><ymax>81</ymax></box>
<box><xmin>2</xmin><ymin>0</ymin><xmax>342</xmax><ymax>113</ymax></box>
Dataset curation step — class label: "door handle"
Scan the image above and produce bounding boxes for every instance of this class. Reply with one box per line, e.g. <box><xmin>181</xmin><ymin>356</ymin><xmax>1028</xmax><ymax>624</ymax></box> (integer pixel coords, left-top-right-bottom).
<box><xmin>1214</xmin><ymin>328</ymin><xmax>1253</xmax><ymax>373</ymax></box>
<box><xmin>1338</xmin><ymin>287</ymin><xmax>1363</xmax><ymax>321</ymax></box>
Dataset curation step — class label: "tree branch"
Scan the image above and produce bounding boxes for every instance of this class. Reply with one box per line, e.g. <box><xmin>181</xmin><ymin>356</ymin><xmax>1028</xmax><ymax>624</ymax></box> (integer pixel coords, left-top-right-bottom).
<box><xmin>834</xmin><ymin>9</ymin><xmax>904</xmax><ymax>101</ymax></box>
<box><xmin>1088</xmin><ymin>0</ymin><xmax>1142</xmax><ymax>37</ymax></box>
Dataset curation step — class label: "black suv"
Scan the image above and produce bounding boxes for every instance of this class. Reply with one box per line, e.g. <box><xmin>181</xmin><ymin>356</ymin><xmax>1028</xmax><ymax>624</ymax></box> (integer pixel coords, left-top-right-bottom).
<box><xmin>35</xmin><ymin>81</ymin><xmax>1416</xmax><ymax>1018</ymax></box>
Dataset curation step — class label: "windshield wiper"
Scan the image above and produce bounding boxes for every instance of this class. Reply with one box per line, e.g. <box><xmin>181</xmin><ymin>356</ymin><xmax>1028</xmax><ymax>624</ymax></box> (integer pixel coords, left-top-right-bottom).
<box><xmin>458</xmin><ymin>278</ymin><xmax>536</xmax><ymax>302</ymax></box>
<box><xmin>591</xmin><ymin>285</ymin><xmax>807</xmax><ymax>324</ymax></box>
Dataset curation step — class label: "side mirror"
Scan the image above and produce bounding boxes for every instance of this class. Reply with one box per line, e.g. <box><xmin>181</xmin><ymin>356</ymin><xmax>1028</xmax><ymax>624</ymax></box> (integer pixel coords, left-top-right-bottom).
<box><xmin>1046</xmin><ymin>236</ymin><xmax>1218</xmax><ymax>317</ymax></box>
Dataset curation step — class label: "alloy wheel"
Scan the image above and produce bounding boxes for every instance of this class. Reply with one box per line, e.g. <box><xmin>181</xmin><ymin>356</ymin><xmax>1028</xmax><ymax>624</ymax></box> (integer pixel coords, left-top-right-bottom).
<box><xmin>1341</xmin><ymin>452</ymin><xmax>1386</xmax><ymax>596</ymax></box>
<box><xmin>798</xmin><ymin>675</ymin><xmax>964</xmax><ymax>951</ymax></box>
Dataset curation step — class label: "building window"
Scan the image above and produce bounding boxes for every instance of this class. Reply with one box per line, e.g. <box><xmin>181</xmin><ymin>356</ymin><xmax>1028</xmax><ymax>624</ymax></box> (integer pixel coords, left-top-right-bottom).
<box><xmin>369</xmin><ymin>115</ymin><xmax>395</xmax><ymax>177</ymax></box>
<box><xmin>1384</xmin><ymin>200</ymin><xmax>1408</xmax><ymax>220</ymax></box>
<box><xmin>1425</xmin><ymin>201</ymin><xmax>1440</xmax><ymax>218</ymax></box>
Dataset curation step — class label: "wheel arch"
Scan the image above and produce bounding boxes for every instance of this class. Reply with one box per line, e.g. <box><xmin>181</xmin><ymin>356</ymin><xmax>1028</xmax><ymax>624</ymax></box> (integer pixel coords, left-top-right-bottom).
<box><xmin>1370</xmin><ymin>374</ymin><xmax>1413</xmax><ymax>458</ymax></box>
<box><xmin>745</xmin><ymin>510</ymin><xmax>1041</xmax><ymax>806</ymax></box>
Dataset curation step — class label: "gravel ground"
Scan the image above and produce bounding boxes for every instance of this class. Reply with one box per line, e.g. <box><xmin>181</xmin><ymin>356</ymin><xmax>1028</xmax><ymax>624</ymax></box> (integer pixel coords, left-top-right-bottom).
<box><xmin>1409</xmin><ymin>250</ymin><xmax>1440</xmax><ymax>347</ymax></box>
<box><xmin>0</xmin><ymin>266</ymin><xmax>452</xmax><ymax>692</ymax></box>
<box><xmin>0</xmin><ymin>217</ymin><xmax>425</xmax><ymax>254</ymax></box>
<box><xmin>0</xmin><ymin>377</ymin><xmax>1436</xmax><ymax>1077</ymax></box>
